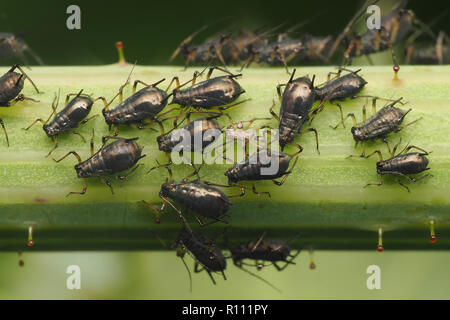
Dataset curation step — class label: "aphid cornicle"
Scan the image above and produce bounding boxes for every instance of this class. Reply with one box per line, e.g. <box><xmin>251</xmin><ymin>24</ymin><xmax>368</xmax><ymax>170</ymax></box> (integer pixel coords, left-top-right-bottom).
<box><xmin>54</xmin><ymin>133</ymin><xmax>145</xmax><ymax>196</ymax></box>
<box><xmin>229</xmin><ymin>232</ymin><xmax>300</xmax><ymax>271</ymax></box>
<box><xmin>364</xmin><ymin>141</ymin><xmax>431</xmax><ymax>192</ymax></box>
<box><xmin>169</xmin><ymin>66</ymin><xmax>246</xmax><ymax>123</ymax></box>
<box><xmin>174</xmin><ymin>227</ymin><xmax>227</xmax><ymax>286</ymax></box>
<box><xmin>335</xmin><ymin>98</ymin><xmax>419</xmax><ymax>157</ymax></box>
<box><xmin>25</xmin><ymin>90</ymin><xmax>97</xmax><ymax>157</ymax></box>
<box><xmin>143</xmin><ymin>164</ymin><xmax>243</xmax><ymax>226</ymax></box>
<box><xmin>224</xmin><ymin>148</ymin><xmax>301</xmax><ymax>197</ymax></box>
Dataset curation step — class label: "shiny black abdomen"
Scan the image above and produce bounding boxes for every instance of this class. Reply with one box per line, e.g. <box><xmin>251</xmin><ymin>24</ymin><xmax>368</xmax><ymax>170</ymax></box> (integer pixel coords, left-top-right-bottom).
<box><xmin>75</xmin><ymin>138</ymin><xmax>143</xmax><ymax>178</ymax></box>
<box><xmin>44</xmin><ymin>96</ymin><xmax>94</xmax><ymax>136</ymax></box>
<box><xmin>0</xmin><ymin>71</ymin><xmax>24</xmax><ymax>105</ymax></box>
<box><xmin>315</xmin><ymin>73</ymin><xmax>367</xmax><ymax>101</ymax></box>
<box><xmin>351</xmin><ymin>105</ymin><xmax>408</xmax><ymax>141</ymax></box>
<box><xmin>225</xmin><ymin>151</ymin><xmax>292</xmax><ymax>183</ymax></box>
<box><xmin>171</xmin><ymin>76</ymin><xmax>243</xmax><ymax>108</ymax></box>
<box><xmin>162</xmin><ymin>181</ymin><xmax>231</xmax><ymax>219</ymax></box>
<box><xmin>103</xmin><ymin>86</ymin><xmax>167</xmax><ymax>125</ymax></box>
<box><xmin>377</xmin><ymin>153</ymin><xmax>429</xmax><ymax>175</ymax></box>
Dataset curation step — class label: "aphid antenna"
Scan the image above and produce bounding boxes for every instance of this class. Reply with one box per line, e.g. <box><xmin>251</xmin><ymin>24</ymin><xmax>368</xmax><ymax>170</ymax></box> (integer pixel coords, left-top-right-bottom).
<box><xmin>236</xmin><ymin>265</ymin><xmax>282</xmax><ymax>293</ymax></box>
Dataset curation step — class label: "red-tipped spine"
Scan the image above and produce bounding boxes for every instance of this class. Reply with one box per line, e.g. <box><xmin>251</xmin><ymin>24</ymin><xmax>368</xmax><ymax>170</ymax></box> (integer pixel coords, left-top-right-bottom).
<box><xmin>27</xmin><ymin>226</ymin><xmax>34</xmax><ymax>247</ymax></box>
<box><xmin>376</xmin><ymin>227</ymin><xmax>384</xmax><ymax>253</ymax></box>
<box><xmin>430</xmin><ymin>220</ymin><xmax>437</xmax><ymax>243</ymax></box>
<box><xmin>115</xmin><ymin>41</ymin><xmax>128</xmax><ymax>65</ymax></box>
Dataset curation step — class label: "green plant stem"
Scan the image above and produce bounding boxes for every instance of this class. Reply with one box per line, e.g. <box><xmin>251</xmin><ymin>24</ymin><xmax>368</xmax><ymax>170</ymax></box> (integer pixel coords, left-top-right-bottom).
<box><xmin>0</xmin><ymin>65</ymin><xmax>449</xmax><ymax>251</ymax></box>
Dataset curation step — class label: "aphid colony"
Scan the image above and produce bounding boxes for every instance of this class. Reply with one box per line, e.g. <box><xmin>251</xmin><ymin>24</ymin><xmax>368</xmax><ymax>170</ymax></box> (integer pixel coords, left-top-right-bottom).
<box><xmin>0</xmin><ymin>60</ymin><xmax>433</xmax><ymax>290</ymax></box>
<box><xmin>168</xmin><ymin>1</ymin><xmax>446</xmax><ymax>75</ymax></box>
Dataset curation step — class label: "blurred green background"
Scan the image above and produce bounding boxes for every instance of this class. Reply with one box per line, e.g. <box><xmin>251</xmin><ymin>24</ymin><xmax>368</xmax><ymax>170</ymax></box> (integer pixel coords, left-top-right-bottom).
<box><xmin>0</xmin><ymin>0</ymin><xmax>449</xmax><ymax>65</ymax></box>
<box><xmin>1</xmin><ymin>0</ymin><xmax>450</xmax><ymax>299</ymax></box>
<box><xmin>1</xmin><ymin>251</ymin><xmax>449</xmax><ymax>299</ymax></box>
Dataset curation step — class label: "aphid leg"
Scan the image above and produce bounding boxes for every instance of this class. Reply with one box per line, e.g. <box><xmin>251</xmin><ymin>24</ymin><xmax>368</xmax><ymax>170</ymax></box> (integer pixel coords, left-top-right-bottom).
<box><xmin>277</xmin><ymin>49</ymin><xmax>290</xmax><ymax>74</ymax></box>
<box><xmin>90</xmin><ymin>129</ymin><xmax>95</xmax><ymax>156</ymax></box>
<box><xmin>100</xmin><ymin>177</ymin><xmax>114</xmax><ymax>194</ymax></box>
<box><xmin>79</xmin><ymin>114</ymin><xmax>98</xmax><ymax>127</ymax></box>
<box><xmin>239</xmin><ymin>52</ymin><xmax>256</xmax><ymax>72</ymax></box>
<box><xmin>346</xmin><ymin>141</ymin><xmax>366</xmax><ymax>159</ymax></box>
<box><xmin>9</xmin><ymin>64</ymin><xmax>40</xmax><ymax>93</ymax></box>
<box><xmin>327</xmin><ymin>0</ymin><xmax>371</xmax><ymax>59</ymax></box>
<box><xmin>269</xmin><ymin>100</ymin><xmax>279</xmax><ymax>121</ymax></box>
<box><xmin>25</xmin><ymin>92</ymin><xmax>59</xmax><ymax>130</ymax></box>
<box><xmin>95</xmin><ymin>94</ymin><xmax>120</xmax><ymax>112</ymax></box>
<box><xmin>327</xmin><ymin>68</ymin><xmax>343</xmax><ymax>81</ymax></box>
<box><xmin>175</xmin><ymin>246</ymin><xmax>193</xmax><ymax>292</ymax></box>
<box><xmin>194</xmin><ymin>262</ymin><xmax>217</xmax><ymax>285</ymax></box>
<box><xmin>117</xmin><ymin>163</ymin><xmax>145</xmax><ymax>180</ymax></box>
<box><xmin>272</xmin><ymin>156</ymin><xmax>299</xmax><ymax>186</ymax></box>
<box><xmin>300</xmin><ymin>128</ymin><xmax>320</xmax><ymax>154</ymax></box>
<box><xmin>251</xmin><ymin>182</ymin><xmax>270</xmax><ymax>198</ymax></box>
<box><xmin>46</xmin><ymin>136</ymin><xmax>59</xmax><ymax>158</ymax></box>
<box><xmin>183</xmin><ymin>50</ymin><xmax>197</xmax><ymax>70</ymax></box>
<box><xmin>194</xmin><ymin>215</ymin><xmax>228</xmax><ymax>227</ymax></box>
<box><xmin>219</xmin><ymin>97</ymin><xmax>250</xmax><ymax>111</ymax></box>
<box><xmin>101</xmin><ymin>131</ymin><xmax>121</xmax><ymax>146</ymax></box>
<box><xmin>53</xmin><ymin>150</ymin><xmax>82</xmax><ymax>163</ymax></box>
<box><xmin>364</xmin><ymin>175</ymin><xmax>384</xmax><ymax>189</ymax></box>
<box><xmin>206</xmin><ymin>66</ymin><xmax>241</xmax><ymax>80</ymax></box>
<box><xmin>132</xmin><ymin>80</ymin><xmax>148</xmax><ymax>94</ymax></box>
<box><xmin>331</xmin><ymin>112</ymin><xmax>357</xmax><ymax>130</ymax></box>
<box><xmin>398</xmin><ymin>145</ymin><xmax>430</xmax><ymax>156</ymax></box>
<box><xmin>147</xmin><ymin>159</ymin><xmax>173</xmax><ymax>174</ymax></box>
<box><xmin>64</xmin><ymin>89</ymin><xmax>84</xmax><ymax>105</ymax></box>
<box><xmin>0</xmin><ymin>117</ymin><xmax>9</xmax><ymax>146</ymax></box>
<box><xmin>364</xmin><ymin>149</ymin><xmax>384</xmax><ymax>161</ymax></box>
<box><xmin>66</xmin><ymin>179</ymin><xmax>88</xmax><ymax>197</ymax></box>
<box><xmin>396</xmin><ymin>178</ymin><xmax>410</xmax><ymax>193</ymax></box>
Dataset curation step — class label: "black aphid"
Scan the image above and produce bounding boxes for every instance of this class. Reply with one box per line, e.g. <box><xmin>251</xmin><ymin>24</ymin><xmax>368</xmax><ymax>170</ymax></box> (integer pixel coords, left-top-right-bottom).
<box><xmin>268</xmin><ymin>69</ymin><xmax>320</xmax><ymax>151</ymax></box>
<box><xmin>100</xmin><ymin>65</ymin><xmax>177</xmax><ymax>137</ymax></box>
<box><xmin>26</xmin><ymin>90</ymin><xmax>98</xmax><ymax>157</ymax></box>
<box><xmin>335</xmin><ymin>98</ymin><xmax>420</xmax><ymax>157</ymax></box>
<box><xmin>364</xmin><ymin>140</ymin><xmax>431</xmax><ymax>192</ymax></box>
<box><xmin>224</xmin><ymin>147</ymin><xmax>301</xmax><ymax>197</ymax></box>
<box><xmin>174</xmin><ymin>227</ymin><xmax>227</xmax><ymax>288</ymax></box>
<box><xmin>228</xmin><ymin>231</ymin><xmax>301</xmax><ymax>271</ymax></box>
<box><xmin>168</xmin><ymin>66</ymin><xmax>247</xmax><ymax>125</ymax></box>
<box><xmin>54</xmin><ymin>132</ymin><xmax>145</xmax><ymax>196</ymax></box>
<box><xmin>143</xmin><ymin>164</ymin><xmax>244</xmax><ymax>227</ymax></box>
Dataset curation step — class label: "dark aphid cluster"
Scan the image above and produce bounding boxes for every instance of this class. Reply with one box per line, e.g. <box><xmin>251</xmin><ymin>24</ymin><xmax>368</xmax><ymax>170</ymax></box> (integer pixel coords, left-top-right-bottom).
<box><xmin>405</xmin><ymin>31</ymin><xmax>450</xmax><ymax>65</ymax></box>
